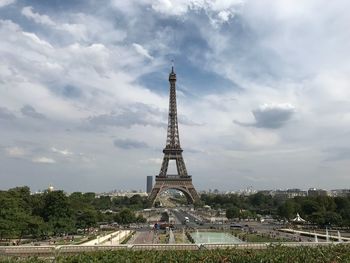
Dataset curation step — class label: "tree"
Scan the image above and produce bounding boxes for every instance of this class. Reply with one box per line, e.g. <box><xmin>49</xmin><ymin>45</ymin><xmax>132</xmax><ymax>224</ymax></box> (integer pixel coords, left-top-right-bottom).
<box><xmin>83</xmin><ymin>192</ymin><xmax>96</xmax><ymax>204</ymax></box>
<box><xmin>226</xmin><ymin>206</ymin><xmax>240</xmax><ymax>219</ymax></box>
<box><xmin>240</xmin><ymin>210</ymin><xmax>254</xmax><ymax>219</ymax></box>
<box><xmin>49</xmin><ymin>217</ymin><xmax>75</xmax><ymax>235</ymax></box>
<box><xmin>98</xmin><ymin>211</ymin><xmax>114</xmax><ymax>224</ymax></box>
<box><xmin>194</xmin><ymin>200</ymin><xmax>205</xmax><ymax>209</ymax></box>
<box><xmin>93</xmin><ymin>196</ymin><xmax>112</xmax><ymax>210</ymax></box>
<box><xmin>69</xmin><ymin>192</ymin><xmax>85</xmax><ymax>210</ymax></box>
<box><xmin>30</xmin><ymin>193</ymin><xmax>45</xmax><ymax>217</ymax></box>
<box><xmin>115</xmin><ymin>209</ymin><xmax>136</xmax><ymax>224</ymax></box>
<box><xmin>301</xmin><ymin>199</ymin><xmax>320</xmax><ymax>215</ymax></box>
<box><xmin>316</xmin><ymin>196</ymin><xmax>336</xmax><ymax>212</ymax></box>
<box><xmin>8</xmin><ymin>186</ymin><xmax>31</xmax><ymax>212</ymax></box>
<box><xmin>41</xmin><ymin>191</ymin><xmax>75</xmax><ymax>235</ymax></box>
<box><xmin>136</xmin><ymin>215</ymin><xmax>147</xmax><ymax>223</ymax></box>
<box><xmin>76</xmin><ymin>209</ymin><xmax>98</xmax><ymax>231</ymax></box>
<box><xmin>0</xmin><ymin>191</ymin><xmax>31</xmax><ymax>240</ymax></box>
<box><xmin>25</xmin><ymin>216</ymin><xmax>47</xmax><ymax>239</ymax></box>
<box><xmin>250</xmin><ymin>193</ymin><xmax>269</xmax><ymax>208</ymax></box>
<box><xmin>335</xmin><ymin>197</ymin><xmax>350</xmax><ymax>212</ymax></box>
<box><xmin>324</xmin><ymin>211</ymin><xmax>342</xmax><ymax>226</ymax></box>
<box><xmin>340</xmin><ymin>209</ymin><xmax>350</xmax><ymax>226</ymax></box>
<box><xmin>41</xmin><ymin>191</ymin><xmax>73</xmax><ymax>220</ymax></box>
<box><xmin>278</xmin><ymin>200</ymin><xmax>297</xmax><ymax>219</ymax></box>
<box><xmin>308</xmin><ymin>212</ymin><xmax>326</xmax><ymax>225</ymax></box>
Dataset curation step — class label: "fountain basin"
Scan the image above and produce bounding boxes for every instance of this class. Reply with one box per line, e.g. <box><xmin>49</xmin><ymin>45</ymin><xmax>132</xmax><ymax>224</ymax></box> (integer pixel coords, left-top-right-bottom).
<box><xmin>191</xmin><ymin>231</ymin><xmax>242</xmax><ymax>244</ymax></box>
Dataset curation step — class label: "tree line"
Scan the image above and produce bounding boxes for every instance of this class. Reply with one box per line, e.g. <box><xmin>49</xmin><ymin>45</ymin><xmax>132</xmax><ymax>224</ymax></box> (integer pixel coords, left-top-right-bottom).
<box><xmin>201</xmin><ymin>192</ymin><xmax>350</xmax><ymax>227</ymax></box>
<box><xmin>0</xmin><ymin>186</ymin><xmax>147</xmax><ymax>240</ymax></box>
<box><xmin>277</xmin><ymin>195</ymin><xmax>350</xmax><ymax>226</ymax></box>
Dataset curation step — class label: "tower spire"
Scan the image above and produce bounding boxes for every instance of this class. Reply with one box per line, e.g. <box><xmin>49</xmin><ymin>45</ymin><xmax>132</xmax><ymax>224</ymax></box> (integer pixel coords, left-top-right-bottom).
<box><xmin>166</xmin><ymin>64</ymin><xmax>180</xmax><ymax>151</ymax></box>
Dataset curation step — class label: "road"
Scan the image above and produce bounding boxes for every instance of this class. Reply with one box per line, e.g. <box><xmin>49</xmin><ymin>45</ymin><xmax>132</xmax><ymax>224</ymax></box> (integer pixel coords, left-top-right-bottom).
<box><xmin>132</xmin><ymin>231</ymin><xmax>156</xmax><ymax>244</ymax></box>
<box><xmin>170</xmin><ymin>209</ymin><xmax>204</xmax><ymax>228</ymax></box>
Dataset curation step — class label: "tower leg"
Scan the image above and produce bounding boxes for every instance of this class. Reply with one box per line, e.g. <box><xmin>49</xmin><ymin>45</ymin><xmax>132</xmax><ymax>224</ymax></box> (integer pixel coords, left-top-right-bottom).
<box><xmin>148</xmin><ymin>185</ymin><xmax>161</xmax><ymax>204</ymax></box>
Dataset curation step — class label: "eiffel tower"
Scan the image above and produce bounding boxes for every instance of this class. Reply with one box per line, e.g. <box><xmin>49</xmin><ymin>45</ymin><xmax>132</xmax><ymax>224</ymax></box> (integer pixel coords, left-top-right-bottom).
<box><xmin>148</xmin><ymin>66</ymin><xmax>200</xmax><ymax>205</ymax></box>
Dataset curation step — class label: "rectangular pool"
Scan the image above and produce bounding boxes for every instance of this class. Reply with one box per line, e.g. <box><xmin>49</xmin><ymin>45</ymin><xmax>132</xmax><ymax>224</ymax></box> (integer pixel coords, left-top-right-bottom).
<box><xmin>191</xmin><ymin>232</ymin><xmax>242</xmax><ymax>244</ymax></box>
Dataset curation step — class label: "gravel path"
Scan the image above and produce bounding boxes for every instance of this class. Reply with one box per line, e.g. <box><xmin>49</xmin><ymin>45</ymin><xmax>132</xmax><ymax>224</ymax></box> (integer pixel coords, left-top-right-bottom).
<box><xmin>132</xmin><ymin>231</ymin><xmax>155</xmax><ymax>244</ymax></box>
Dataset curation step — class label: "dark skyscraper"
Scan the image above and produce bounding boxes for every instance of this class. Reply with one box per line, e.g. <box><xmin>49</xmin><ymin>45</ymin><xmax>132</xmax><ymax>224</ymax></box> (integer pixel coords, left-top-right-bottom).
<box><xmin>146</xmin><ymin>176</ymin><xmax>153</xmax><ymax>193</ymax></box>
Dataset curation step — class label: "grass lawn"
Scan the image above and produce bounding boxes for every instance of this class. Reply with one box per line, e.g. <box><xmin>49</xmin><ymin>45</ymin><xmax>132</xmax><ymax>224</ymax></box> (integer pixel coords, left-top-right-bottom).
<box><xmin>231</xmin><ymin>230</ymin><xmax>290</xmax><ymax>242</ymax></box>
<box><xmin>174</xmin><ymin>233</ymin><xmax>190</xmax><ymax>243</ymax></box>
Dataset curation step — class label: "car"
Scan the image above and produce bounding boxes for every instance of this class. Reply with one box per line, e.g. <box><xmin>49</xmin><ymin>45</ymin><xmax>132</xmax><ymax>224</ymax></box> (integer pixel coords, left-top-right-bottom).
<box><xmin>230</xmin><ymin>224</ymin><xmax>243</xmax><ymax>229</ymax></box>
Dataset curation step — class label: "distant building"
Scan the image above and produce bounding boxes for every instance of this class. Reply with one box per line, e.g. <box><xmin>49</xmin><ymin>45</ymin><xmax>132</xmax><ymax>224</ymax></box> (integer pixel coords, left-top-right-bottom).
<box><xmin>258</xmin><ymin>189</ymin><xmax>307</xmax><ymax>200</ymax></box>
<box><xmin>274</xmin><ymin>189</ymin><xmax>307</xmax><ymax>200</ymax></box>
<box><xmin>235</xmin><ymin>186</ymin><xmax>257</xmax><ymax>196</ymax></box>
<box><xmin>146</xmin><ymin>176</ymin><xmax>153</xmax><ymax>194</ymax></box>
<box><xmin>330</xmin><ymin>189</ymin><xmax>350</xmax><ymax>197</ymax></box>
<box><xmin>98</xmin><ymin>192</ymin><xmax>148</xmax><ymax>198</ymax></box>
<box><xmin>48</xmin><ymin>185</ymin><xmax>54</xmax><ymax>192</ymax></box>
<box><xmin>257</xmin><ymin>190</ymin><xmax>274</xmax><ymax>196</ymax></box>
<box><xmin>308</xmin><ymin>188</ymin><xmax>328</xmax><ymax>197</ymax></box>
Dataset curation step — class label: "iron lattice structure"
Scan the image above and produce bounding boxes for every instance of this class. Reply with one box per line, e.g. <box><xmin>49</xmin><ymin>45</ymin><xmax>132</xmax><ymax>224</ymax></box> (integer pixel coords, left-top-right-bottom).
<box><xmin>148</xmin><ymin>67</ymin><xmax>200</xmax><ymax>204</ymax></box>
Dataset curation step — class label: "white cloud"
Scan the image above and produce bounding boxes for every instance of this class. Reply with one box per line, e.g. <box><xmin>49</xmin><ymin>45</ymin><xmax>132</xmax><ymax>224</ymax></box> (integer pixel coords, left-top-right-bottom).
<box><xmin>132</xmin><ymin>43</ymin><xmax>154</xmax><ymax>60</ymax></box>
<box><xmin>152</xmin><ymin>0</ymin><xmax>188</xmax><ymax>16</ymax></box>
<box><xmin>59</xmin><ymin>23</ymin><xmax>87</xmax><ymax>40</ymax></box>
<box><xmin>5</xmin><ymin>147</ymin><xmax>25</xmax><ymax>157</ymax></box>
<box><xmin>0</xmin><ymin>19</ymin><xmax>164</xmax><ymax>122</ymax></box>
<box><xmin>217</xmin><ymin>10</ymin><xmax>232</xmax><ymax>22</ymax></box>
<box><xmin>0</xmin><ymin>0</ymin><xmax>15</xmax><ymax>8</ymax></box>
<box><xmin>21</xmin><ymin>6</ymin><xmax>88</xmax><ymax>40</ymax></box>
<box><xmin>151</xmin><ymin>0</ymin><xmax>243</xmax><ymax>16</ymax></box>
<box><xmin>51</xmin><ymin>147</ymin><xmax>73</xmax><ymax>156</ymax></box>
<box><xmin>22</xmin><ymin>32</ymin><xmax>53</xmax><ymax>48</ymax></box>
<box><xmin>32</xmin><ymin>157</ymin><xmax>56</xmax><ymax>164</ymax></box>
<box><xmin>21</xmin><ymin>6</ymin><xmax>56</xmax><ymax>26</ymax></box>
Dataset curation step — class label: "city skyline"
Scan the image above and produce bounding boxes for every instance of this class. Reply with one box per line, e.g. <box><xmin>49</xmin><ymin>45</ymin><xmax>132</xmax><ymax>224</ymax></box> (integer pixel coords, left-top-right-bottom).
<box><xmin>1</xmin><ymin>0</ymin><xmax>350</xmax><ymax>192</ymax></box>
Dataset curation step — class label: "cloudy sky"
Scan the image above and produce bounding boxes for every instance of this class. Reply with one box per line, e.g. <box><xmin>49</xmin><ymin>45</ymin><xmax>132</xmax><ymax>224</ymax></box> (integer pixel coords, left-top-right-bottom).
<box><xmin>1</xmin><ymin>0</ymin><xmax>349</xmax><ymax>192</ymax></box>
